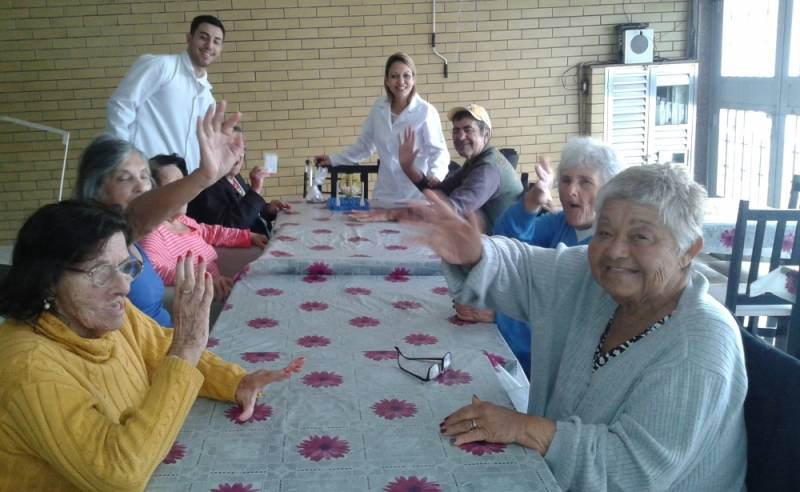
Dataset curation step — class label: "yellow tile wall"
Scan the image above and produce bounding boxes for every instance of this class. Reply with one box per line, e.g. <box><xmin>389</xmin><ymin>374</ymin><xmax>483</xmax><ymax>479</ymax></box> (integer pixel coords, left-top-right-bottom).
<box><xmin>0</xmin><ymin>0</ymin><xmax>689</xmax><ymax>244</ymax></box>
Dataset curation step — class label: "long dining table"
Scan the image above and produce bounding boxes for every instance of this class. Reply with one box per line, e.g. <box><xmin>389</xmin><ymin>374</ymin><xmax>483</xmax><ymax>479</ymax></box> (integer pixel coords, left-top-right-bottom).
<box><xmin>147</xmin><ymin>201</ymin><xmax>560</xmax><ymax>492</ymax></box>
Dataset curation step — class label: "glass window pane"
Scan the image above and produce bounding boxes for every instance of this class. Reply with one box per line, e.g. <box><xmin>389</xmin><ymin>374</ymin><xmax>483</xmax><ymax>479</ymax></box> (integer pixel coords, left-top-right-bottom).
<box><xmin>721</xmin><ymin>0</ymin><xmax>779</xmax><ymax>77</ymax></box>
<box><xmin>715</xmin><ymin>109</ymin><xmax>772</xmax><ymax>206</ymax></box>
<box><xmin>790</xmin><ymin>0</ymin><xmax>800</xmax><ymax>76</ymax></box>
<box><xmin>781</xmin><ymin>114</ymin><xmax>800</xmax><ymax>203</ymax></box>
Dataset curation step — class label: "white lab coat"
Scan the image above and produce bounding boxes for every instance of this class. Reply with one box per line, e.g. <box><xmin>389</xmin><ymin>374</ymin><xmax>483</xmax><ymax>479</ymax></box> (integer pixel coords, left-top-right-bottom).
<box><xmin>106</xmin><ymin>51</ymin><xmax>215</xmax><ymax>173</ymax></box>
<box><xmin>331</xmin><ymin>94</ymin><xmax>450</xmax><ymax>202</ymax></box>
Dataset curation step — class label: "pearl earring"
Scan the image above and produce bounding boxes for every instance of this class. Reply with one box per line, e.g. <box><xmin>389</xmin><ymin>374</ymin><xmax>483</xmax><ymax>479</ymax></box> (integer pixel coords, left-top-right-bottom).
<box><xmin>43</xmin><ymin>298</ymin><xmax>51</xmax><ymax>310</ymax></box>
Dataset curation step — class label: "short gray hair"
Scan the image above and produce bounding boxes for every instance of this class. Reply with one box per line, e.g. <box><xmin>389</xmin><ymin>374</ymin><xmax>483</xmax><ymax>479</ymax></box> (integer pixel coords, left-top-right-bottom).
<box><xmin>558</xmin><ymin>137</ymin><xmax>621</xmax><ymax>185</ymax></box>
<box><xmin>595</xmin><ymin>163</ymin><xmax>707</xmax><ymax>253</ymax></box>
<box><xmin>75</xmin><ymin>134</ymin><xmax>147</xmax><ymax>201</ymax></box>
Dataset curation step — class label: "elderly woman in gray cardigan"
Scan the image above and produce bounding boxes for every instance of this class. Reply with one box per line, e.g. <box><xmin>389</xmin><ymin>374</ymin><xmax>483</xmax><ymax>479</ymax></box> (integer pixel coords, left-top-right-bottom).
<box><xmin>418</xmin><ymin>164</ymin><xmax>747</xmax><ymax>491</ymax></box>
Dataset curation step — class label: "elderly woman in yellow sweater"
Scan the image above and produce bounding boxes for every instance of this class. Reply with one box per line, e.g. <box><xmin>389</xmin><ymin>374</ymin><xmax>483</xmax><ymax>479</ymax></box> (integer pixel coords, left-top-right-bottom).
<box><xmin>0</xmin><ymin>200</ymin><xmax>304</xmax><ymax>491</ymax></box>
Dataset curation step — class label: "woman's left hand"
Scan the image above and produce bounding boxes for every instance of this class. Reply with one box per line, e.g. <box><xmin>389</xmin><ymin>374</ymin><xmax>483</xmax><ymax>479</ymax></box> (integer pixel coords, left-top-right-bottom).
<box><xmin>234</xmin><ymin>357</ymin><xmax>305</xmax><ymax>421</ymax></box>
<box><xmin>251</xmin><ymin>232</ymin><xmax>268</xmax><ymax>249</ymax></box>
<box><xmin>441</xmin><ymin>396</ymin><xmax>556</xmax><ymax>454</ymax></box>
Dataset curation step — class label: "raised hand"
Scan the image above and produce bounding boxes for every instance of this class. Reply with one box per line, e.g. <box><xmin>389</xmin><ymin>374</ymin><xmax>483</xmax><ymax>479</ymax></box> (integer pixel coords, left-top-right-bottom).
<box><xmin>523</xmin><ymin>156</ymin><xmax>554</xmax><ymax>213</ymax></box>
<box><xmin>196</xmin><ymin>100</ymin><xmax>242</xmax><ymax>186</ymax></box>
<box><xmin>234</xmin><ymin>357</ymin><xmax>305</xmax><ymax>421</ymax></box>
<box><xmin>398</xmin><ymin>127</ymin><xmax>421</xmax><ymax>179</ymax></box>
<box><xmin>168</xmin><ymin>252</ymin><xmax>214</xmax><ymax>366</ymax></box>
<box><xmin>403</xmin><ymin>190</ymin><xmax>483</xmax><ymax>267</ymax></box>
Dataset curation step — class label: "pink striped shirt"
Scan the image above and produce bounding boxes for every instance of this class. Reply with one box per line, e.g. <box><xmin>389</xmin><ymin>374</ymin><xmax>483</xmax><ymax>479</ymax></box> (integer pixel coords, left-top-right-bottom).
<box><xmin>139</xmin><ymin>215</ymin><xmax>251</xmax><ymax>286</ymax></box>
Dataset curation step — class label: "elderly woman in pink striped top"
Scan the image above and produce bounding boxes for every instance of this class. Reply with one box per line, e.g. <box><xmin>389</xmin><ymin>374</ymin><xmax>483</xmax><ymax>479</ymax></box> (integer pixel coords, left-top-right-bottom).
<box><xmin>140</xmin><ymin>154</ymin><xmax>268</xmax><ymax>301</ymax></box>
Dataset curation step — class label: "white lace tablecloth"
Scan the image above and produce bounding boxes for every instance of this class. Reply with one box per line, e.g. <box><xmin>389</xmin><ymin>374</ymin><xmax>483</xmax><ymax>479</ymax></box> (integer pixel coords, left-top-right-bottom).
<box><xmin>147</xmin><ymin>269</ymin><xmax>558</xmax><ymax>491</ymax></box>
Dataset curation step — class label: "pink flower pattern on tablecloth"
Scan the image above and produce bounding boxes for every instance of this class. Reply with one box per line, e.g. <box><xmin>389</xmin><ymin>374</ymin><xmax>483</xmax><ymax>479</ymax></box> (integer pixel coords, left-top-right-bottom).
<box><xmin>256</xmin><ymin>288</ymin><xmax>284</xmax><ymax>296</ymax></box>
<box><xmin>482</xmin><ymin>350</ymin><xmax>507</xmax><ymax>369</ymax></box>
<box><xmin>297</xmin><ymin>335</ymin><xmax>331</xmax><ymax>347</ymax></box>
<box><xmin>436</xmin><ymin>369</ymin><xmax>472</xmax><ymax>386</ymax></box>
<box><xmin>312</xmin><ymin>228</ymin><xmax>332</xmax><ymax>234</ymax></box>
<box><xmin>222</xmin><ymin>303</ymin><xmax>233</xmax><ymax>311</ymax></box>
<box><xmin>349</xmin><ymin>316</ymin><xmax>380</xmax><ymax>328</ymax></box>
<box><xmin>786</xmin><ymin>270</ymin><xmax>798</xmax><ymax>295</ymax></box>
<box><xmin>241</xmin><ymin>352</ymin><xmax>280</xmax><ymax>363</ymax></box>
<box><xmin>224</xmin><ymin>403</ymin><xmax>273</xmax><ymax>425</ymax></box>
<box><xmin>313</xmin><ymin>217</ymin><xmax>331</xmax><ymax>222</ymax></box>
<box><xmin>345</xmin><ymin>287</ymin><xmax>372</xmax><ymax>295</ymax></box>
<box><xmin>459</xmin><ymin>441</ymin><xmax>507</xmax><ymax>456</ymax></box>
<box><xmin>281</xmin><ymin>222</ymin><xmax>300</xmax><ymax>226</ymax></box>
<box><xmin>404</xmin><ymin>333</ymin><xmax>438</xmax><ymax>346</ymax></box>
<box><xmin>392</xmin><ymin>300</ymin><xmax>422</xmax><ymax>310</ymax></box>
<box><xmin>162</xmin><ymin>442</ymin><xmax>186</xmax><ymax>464</ymax></box>
<box><xmin>284</xmin><ymin>210</ymin><xmax>300</xmax><ymax>215</ymax></box>
<box><xmin>297</xmin><ymin>435</ymin><xmax>350</xmax><ymax>462</ymax></box>
<box><xmin>379</xmin><ymin>229</ymin><xmax>401</xmax><ymax>234</ymax></box>
<box><xmin>386</xmin><ymin>245</ymin><xmax>408</xmax><ymax>251</ymax></box>
<box><xmin>269</xmin><ymin>250</ymin><xmax>293</xmax><ymax>257</ymax></box>
<box><xmin>302</xmin><ymin>371</ymin><xmax>343</xmax><ymax>388</ymax></box>
<box><xmin>385</xmin><ymin>267</ymin><xmax>411</xmax><ymax>282</ymax></box>
<box><xmin>302</xmin><ymin>274</ymin><xmax>328</xmax><ymax>283</ymax></box>
<box><xmin>363</xmin><ymin>350</ymin><xmax>398</xmax><ymax>361</ymax></box>
<box><xmin>233</xmin><ymin>265</ymin><xmax>249</xmax><ymax>282</ymax></box>
<box><xmin>247</xmin><ymin>317</ymin><xmax>279</xmax><ymax>329</ymax></box>
<box><xmin>300</xmin><ymin>301</ymin><xmax>329</xmax><ymax>311</ymax></box>
<box><xmin>383</xmin><ymin>476</ymin><xmax>441</xmax><ymax>492</ymax></box>
<box><xmin>448</xmin><ymin>315</ymin><xmax>477</xmax><ymax>326</ymax></box>
<box><xmin>348</xmin><ymin>222</ymin><xmax>366</xmax><ymax>227</ymax></box>
<box><xmin>275</xmin><ymin>235</ymin><xmax>297</xmax><ymax>241</ymax></box>
<box><xmin>307</xmin><ymin>262</ymin><xmax>333</xmax><ymax>275</ymax></box>
<box><xmin>371</xmin><ymin>398</ymin><xmax>417</xmax><ymax>420</ymax></box>
<box><xmin>211</xmin><ymin>483</ymin><xmax>260</xmax><ymax>492</ymax></box>
<box><xmin>351</xmin><ymin>254</ymin><xmax>371</xmax><ymax>257</ymax></box>
<box><xmin>310</xmin><ymin>245</ymin><xmax>334</xmax><ymax>251</ymax></box>
<box><xmin>720</xmin><ymin>228</ymin><xmax>735</xmax><ymax>248</ymax></box>
<box><xmin>206</xmin><ymin>337</ymin><xmax>219</xmax><ymax>348</ymax></box>
<box><xmin>348</xmin><ymin>236</ymin><xmax>370</xmax><ymax>243</ymax></box>
<box><xmin>431</xmin><ymin>286</ymin><xmax>448</xmax><ymax>295</ymax></box>
<box><xmin>783</xmin><ymin>233</ymin><xmax>795</xmax><ymax>252</ymax></box>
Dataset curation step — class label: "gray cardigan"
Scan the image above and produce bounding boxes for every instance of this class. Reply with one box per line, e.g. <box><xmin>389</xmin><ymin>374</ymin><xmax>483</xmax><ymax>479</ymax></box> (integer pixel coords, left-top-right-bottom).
<box><xmin>443</xmin><ymin>237</ymin><xmax>748</xmax><ymax>491</ymax></box>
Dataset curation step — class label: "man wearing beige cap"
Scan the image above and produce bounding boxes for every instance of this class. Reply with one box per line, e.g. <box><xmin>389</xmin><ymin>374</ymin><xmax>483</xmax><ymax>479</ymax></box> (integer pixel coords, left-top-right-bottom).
<box><xmin>398</xmin><ymin>103</ymin><xmax>522</xmax><ymax>231</ymax></box>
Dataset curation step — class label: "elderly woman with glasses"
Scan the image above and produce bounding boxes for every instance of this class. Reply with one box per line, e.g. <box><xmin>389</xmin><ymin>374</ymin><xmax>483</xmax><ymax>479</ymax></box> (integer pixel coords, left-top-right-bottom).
<box><xmin>456</xmin><ymin>137</ymin><xmax>621</xmax><ymax>376</ymax></box>
<box><xmin>414</xmin><ymin>164</ymin><xmax>747</xmax><ymax>491</ymax></box>
<box><xmin>0</xmin><ymin>200</ymin><xmax>303</xmax><ymax>491</ymax></box>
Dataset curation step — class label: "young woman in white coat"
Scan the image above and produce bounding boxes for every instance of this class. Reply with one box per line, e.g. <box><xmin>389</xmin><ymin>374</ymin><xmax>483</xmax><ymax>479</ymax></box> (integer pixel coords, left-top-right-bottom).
<box><xmin>314</xmin><ymin>52</ymin><xmax>450</xmax><ymax>202</ymax></box>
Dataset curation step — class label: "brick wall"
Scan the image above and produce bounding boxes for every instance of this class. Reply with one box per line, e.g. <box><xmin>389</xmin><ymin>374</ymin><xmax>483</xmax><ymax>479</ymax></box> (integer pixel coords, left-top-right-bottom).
<box><xmin>0</xmin><ymin>0</ymin><xmax>689</xmax><ymax>244</ymax></box>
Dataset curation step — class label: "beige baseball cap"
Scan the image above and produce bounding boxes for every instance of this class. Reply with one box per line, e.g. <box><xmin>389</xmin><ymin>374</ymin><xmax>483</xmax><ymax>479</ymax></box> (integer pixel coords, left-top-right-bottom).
<box><xmin>447</xmin><ymin>103</ymin><xmax>492</xmax><ymax>130</ymax></box>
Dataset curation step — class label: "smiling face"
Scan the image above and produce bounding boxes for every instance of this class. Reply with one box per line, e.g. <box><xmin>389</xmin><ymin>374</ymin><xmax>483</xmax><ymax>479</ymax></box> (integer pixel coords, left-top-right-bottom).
<box><xmin>186</xmin><ymin>22</ymin><xmax>224</xmax><ymax>72</ymax></box>
<box><xmin>384</xmin><ymin>61</ymin><xmax>415</xmax><ymax>104</ymax></box>
<box><xmin>589</xmin><ymin>199</ymin><xmax>692</xmax><ymax>308</ymax></box>
<box><xmin>558</xmin><ymin>167</ymin><xmax>601</xmax><ymax>230</ymax></box>
<box><xmin>53</xmin><ymin>232</ymin><xmax>131</xmax><ymax>338</ymax></box>
<box><xmin>452</xmin><ymin>116</ymin><xmax>489</xmax><ymax>161</ymax></box>
<box><xmin>99</xmin><ymin>154</ymin><xmax>152</xmax><ymax>210</ymax></box>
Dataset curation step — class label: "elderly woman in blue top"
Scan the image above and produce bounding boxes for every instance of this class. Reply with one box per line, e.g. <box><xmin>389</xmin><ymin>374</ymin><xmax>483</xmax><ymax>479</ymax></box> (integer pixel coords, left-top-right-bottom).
<box><xmin>75</xmin><ymin>102</ymin><xmax>242</xmax><ymax>326</ymax></box>
<box><xmin>417</xmin><ymin>164</ymin><xmax>746</xmax><ymax>491</ymax></box>
<box><xmin>457</xmin><ymin>137</ymin><xmax>620</xmax><ymax>376</ymax></box>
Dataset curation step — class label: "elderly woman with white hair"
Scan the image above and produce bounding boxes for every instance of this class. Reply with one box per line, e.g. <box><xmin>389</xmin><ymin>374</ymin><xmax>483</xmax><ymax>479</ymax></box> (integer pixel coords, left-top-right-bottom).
<box><xmin>457</xmin><ymin>137</ymin><xmax>621</xmax><ymax>376</ymax></box>
<box><xmin>419</xmin><ymin>164</ymin><xmax>746</xmax><ymax>491</ymax></box>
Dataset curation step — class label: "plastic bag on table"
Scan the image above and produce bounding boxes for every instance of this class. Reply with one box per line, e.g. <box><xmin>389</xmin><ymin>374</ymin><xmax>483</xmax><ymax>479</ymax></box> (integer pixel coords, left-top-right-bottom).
<box><xmin>305</xmin><ymin>165</ymin><xmax>328</xmax><ymax>202</ymax></box>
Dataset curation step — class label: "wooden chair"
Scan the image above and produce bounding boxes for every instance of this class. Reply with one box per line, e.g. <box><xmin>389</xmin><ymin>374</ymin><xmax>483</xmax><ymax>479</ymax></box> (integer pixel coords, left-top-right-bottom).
<box><xmin>724</xmin><ymin>200</ymin><xmax>800</xmax><ymax>357</ymax></box>
<box><xmin>788</xmin><ymin>174</ymin><xmax>800</xmax><ymax>208</ymax></box>
<box><xmin>741</xmin><ymin>327</ymin><xmax>800</xmax><ymax>490</ymax></box>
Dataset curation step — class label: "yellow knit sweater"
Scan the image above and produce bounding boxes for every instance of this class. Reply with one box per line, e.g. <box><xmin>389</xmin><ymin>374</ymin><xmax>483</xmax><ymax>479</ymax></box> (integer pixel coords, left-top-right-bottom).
<box><xmin>0</xmin><ymin>301</ymin><xmax>246</xmax><ymax>491</ymax></box>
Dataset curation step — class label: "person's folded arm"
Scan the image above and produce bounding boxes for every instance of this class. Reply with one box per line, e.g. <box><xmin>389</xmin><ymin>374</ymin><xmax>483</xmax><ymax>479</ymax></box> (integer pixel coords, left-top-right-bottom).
<box><xmin>544</xmin><ymin>355</ymin><xmax>746</xmax><ymax>491</ymax></box>
<box><xmin>6</xmin><ymin>357</ymin><xmax>203</xmax><ymax>492</ymax></box>
<box><xmin>106</xmin><ymin>55</ymin><xmax>170</xmax><ymax>142</ymax></box>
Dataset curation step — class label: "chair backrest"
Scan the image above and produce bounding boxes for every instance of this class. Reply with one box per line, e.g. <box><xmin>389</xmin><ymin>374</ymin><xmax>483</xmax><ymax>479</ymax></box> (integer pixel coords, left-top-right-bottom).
<box><xmin>740</xmin><ymin>327</ymin><xmax>800</xmax><ymax>491</ymax></box>
<box><xmin>724</xmin><ymin>200</ymin><xmax>800</xmax><ymax>357</ymax></box>
<box><xmin>789</xmin><ymin>174</ymin><xmax>800</xmax><ymax>208</ymax></box>
<box><xmin>499</xmin><ymin>148</ymin><xmax>519</xmax><ymax>169</ymax></box>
